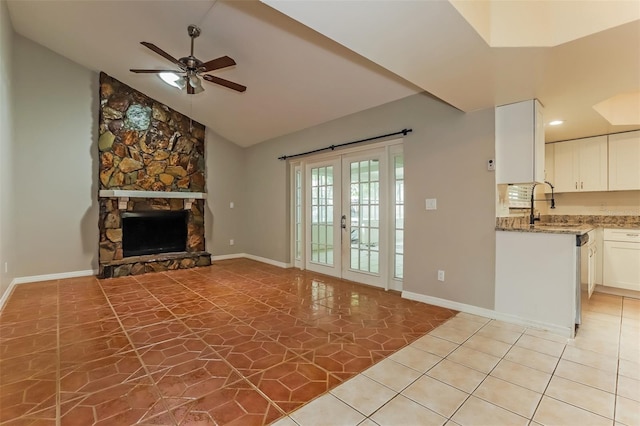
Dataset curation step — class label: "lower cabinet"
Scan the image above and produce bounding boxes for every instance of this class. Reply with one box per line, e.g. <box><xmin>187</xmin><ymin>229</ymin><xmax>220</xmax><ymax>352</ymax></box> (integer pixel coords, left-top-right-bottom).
<box><xmin>603</xmin><ymin>228</ymin><xmax>640</xmax><ymax>291</ymax></box>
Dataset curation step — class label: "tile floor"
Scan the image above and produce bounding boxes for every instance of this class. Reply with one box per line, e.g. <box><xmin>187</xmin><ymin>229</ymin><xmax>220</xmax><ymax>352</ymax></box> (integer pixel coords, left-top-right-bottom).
<box><xmin>0</xmin><ymin>259</ymin><xmax>457</xmax><ymax>425</ymax></box>
<box><xmin>277</xmin><ymin>291</ymin><xmax>640</xmax><ymax>426</ymax></box>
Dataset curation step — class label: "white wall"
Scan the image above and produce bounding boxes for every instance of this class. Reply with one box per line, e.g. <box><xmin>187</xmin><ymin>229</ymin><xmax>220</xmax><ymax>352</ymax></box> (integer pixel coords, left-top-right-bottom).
<box><xmin>243</xmin><ymin>93</ymin><xmax>497</xmax><ymax>309</ymax></box>
<box><xmin>205</xmin><ymin>128</ymin><xmax>246</xmax><ymax>256</ymax></box>
<box><xmin>12</xmin><ymin>35</ymin><xmax>99</xmax><ymax>278</ymax></box>
<box><xmin>0</xmin><ymin>0</ymin><xmax>15</xmax><ymax>298</ymax></box>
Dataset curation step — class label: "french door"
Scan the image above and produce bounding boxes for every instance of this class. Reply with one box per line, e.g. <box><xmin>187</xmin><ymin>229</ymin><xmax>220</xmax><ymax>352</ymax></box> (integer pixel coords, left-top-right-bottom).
<box><xmin>298</xmin><ymin>144</ymin><xmax>403</xmax><ymax>290</ymax></box>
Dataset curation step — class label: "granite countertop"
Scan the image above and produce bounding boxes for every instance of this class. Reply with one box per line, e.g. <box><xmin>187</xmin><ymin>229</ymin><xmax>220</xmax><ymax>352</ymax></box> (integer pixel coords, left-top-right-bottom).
<box><xmin>495</xmin><ymin>223</ymin><xmax>595</xmax><ymax>235</ymax></box>
<box><xmin>495</xmin><ymin>215</ymin><xmax>640</xmax><ymax>235</ymax></box>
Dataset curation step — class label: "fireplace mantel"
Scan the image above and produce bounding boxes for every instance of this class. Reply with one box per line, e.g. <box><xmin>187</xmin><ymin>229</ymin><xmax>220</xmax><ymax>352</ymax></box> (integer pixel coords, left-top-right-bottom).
<box><xmin>99</xmin><ymin>190</ymin><xmax>206</xmax><ymax>199</ymax></box>
<box><xmin>99</xmin><ymin>190</ymin><xmax>206</xmax><ymax>210</ymax></box>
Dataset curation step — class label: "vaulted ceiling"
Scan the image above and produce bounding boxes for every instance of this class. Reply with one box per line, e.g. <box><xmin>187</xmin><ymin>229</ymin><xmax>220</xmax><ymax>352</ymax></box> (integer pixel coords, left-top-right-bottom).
<box><xmin>6</xmin><ymin>0</ymin><xmax>640</xmax><ymax>147</ymax></box>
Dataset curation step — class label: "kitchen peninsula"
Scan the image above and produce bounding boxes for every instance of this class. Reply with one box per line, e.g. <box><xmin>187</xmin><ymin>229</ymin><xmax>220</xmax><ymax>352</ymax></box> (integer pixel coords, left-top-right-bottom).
<box><xmin>495</xmin><ymin>215</ymin><xmax>640</xmax><ymax>338</ymax></box>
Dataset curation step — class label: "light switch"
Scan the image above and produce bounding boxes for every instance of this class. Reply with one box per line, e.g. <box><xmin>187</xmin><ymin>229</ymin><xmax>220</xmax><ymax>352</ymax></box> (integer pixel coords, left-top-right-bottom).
<box><xmin>230</xmin><ymin>202</ymin><xmax>234</xmax><ymax>209</ymax></box>
<box><xmin>425</xmin><ymin>198</ymin><xmax>437</xmax><ymax>210</ymax></box>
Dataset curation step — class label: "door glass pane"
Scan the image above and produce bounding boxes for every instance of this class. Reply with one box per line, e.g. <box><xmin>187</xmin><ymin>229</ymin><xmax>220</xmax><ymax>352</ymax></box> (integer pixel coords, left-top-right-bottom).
<box><xmin>310</xmin><ymin>165</ymin><xmax>334</xmax><ymax>266</ymax></box>
<box><xmin>393</xmin><ymin>155</ymin><xmax>404</xmax><ymax>279</ymax></box>
<box><xmin>349</xmin><ymin>159</ymin><xmax>380</xmax><ymax>275</ymax></box>
<box><xmin>295</xmin><ymin>168</ymin><xmax>302</xmax><ymax>260</ymax></box>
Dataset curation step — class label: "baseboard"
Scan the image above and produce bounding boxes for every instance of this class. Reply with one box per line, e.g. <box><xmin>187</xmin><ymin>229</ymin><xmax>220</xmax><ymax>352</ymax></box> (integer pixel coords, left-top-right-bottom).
<box><xmin>593</xmin><ymin>285</ymin><xmax>640</xmax><ymax>300</ymax></box>
<box><xmin>211</xmin><ymin>253</ymin><xmax>292</xmax><ymax>269</ymax></box>
<box><xmin>12</xmin><ymin>269</ymin><xmax>98</xmax><ymax>285</ymax></box>
<box><xmin>243</xmin><ymin>254</ymin><xmax>292</xmax><ymax>269</ymax></box>
<box><xmin>0</xmin><ymin>278</ymin><xmax>18</xmax><ymax>311</ymax></box>
<box><xmin>211</xmin><ymin>253</ymin><xmax>246</xmax><ymax>261</ymax></box>
<box><xmin>402</xmin><ymin>291</ymin><xmax>573</xmax><ymax>338</ymax></box>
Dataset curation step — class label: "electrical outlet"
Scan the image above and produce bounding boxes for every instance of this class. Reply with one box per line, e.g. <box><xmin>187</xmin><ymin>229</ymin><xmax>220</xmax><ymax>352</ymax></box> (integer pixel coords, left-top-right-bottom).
<box><xmin>437</xmin><ymin>270</ymin><xmax>445</xmax><ymax>281</ymax></box>
<box><xmin>425</xmin><ymin>198</ymin><xmax>437</xmax><ymax>210</ymax></box>
<box><xmin>229</xmin><ymin>239</ymin><xmax>235</xmax><ymax>246</ymax></box>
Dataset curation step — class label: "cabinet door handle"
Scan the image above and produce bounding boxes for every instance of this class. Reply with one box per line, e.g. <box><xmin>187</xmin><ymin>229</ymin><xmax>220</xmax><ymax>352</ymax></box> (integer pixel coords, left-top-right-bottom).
<box><xmin>627</xmin><ymin>233</ymin><xmax>639</xmax><ymax>237</ymax></box>
<box><xmin>575</xmin><ymin>182</ymin><xmax>578</xmax><ymax>189</ymax></box>
<box><xmin>581</xmin><ymin>182</ymin><xmax>583</xmax><ymax>189</ymax></box>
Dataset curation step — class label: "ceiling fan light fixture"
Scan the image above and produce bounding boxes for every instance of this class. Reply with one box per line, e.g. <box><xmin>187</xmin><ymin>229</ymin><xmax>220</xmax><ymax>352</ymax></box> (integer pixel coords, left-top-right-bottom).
<box><xmin>159</xmin><ymin>72</ymin><xmax>183</xmax><ymax>89</ymax></box>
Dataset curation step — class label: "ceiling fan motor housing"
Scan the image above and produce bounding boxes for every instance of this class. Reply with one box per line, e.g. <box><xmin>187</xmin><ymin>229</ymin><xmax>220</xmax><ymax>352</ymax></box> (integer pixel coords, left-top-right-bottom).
<box><xmin>187</xmin><ymin>25</ymin><xmax>201</xmax><ymax>38</ymax></box>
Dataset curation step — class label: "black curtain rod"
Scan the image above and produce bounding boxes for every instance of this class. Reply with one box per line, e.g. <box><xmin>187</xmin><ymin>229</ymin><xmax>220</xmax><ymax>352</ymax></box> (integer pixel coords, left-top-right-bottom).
<box><xmin>277</xmin><ymin>128</ymin><xmax>413</xmax><ymax>160</ymax></box>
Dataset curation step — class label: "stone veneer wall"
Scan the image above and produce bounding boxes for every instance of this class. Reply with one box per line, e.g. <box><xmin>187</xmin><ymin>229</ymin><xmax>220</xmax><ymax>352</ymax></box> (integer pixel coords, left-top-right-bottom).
<box><xmin>97</xmin><ymin>73</ymin><xmax>209</xmax><ymax>277</ymax></box>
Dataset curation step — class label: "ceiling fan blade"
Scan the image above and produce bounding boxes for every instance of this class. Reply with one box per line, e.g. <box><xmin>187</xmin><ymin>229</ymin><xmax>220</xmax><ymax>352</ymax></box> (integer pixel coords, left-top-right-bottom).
<box><xmin>202</xmin><ymin>74</ymin><xmax>246</xmax><ymax>92</ymax></box>
<box><xmin>200</xmin><ymin>56</ymin><xmax>236</xmax><ymax>72</ymax></box>
<box><xmin>130</xmin><ymin>69</ymin><xmax>182</xmax><ymax>74</ymax></box>
<box><xmin>140</xmin><ymin>42</ymin><xmax>184</xmax><ymax>68</ymax></box>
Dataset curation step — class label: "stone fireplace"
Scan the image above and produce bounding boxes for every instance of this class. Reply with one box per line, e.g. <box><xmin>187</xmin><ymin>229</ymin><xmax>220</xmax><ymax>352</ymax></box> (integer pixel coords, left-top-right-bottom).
<box><xmin>98</xmin><ymin>73</ymin><xmax>211</xmax><ymax>278</ymax></box>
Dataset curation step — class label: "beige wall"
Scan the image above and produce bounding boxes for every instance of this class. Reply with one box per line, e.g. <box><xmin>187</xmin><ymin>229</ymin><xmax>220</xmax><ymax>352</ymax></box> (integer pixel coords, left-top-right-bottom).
<box><xmin>0</xmin><ymin>0</ymin><xmax>14</xmax><ymax>299</ymax></box>
<box><xmin>205</xmin><ymin>129</ymin><xmax>247</xmax><ymax>256</ymax></box>
<box><xmin>12</xmin><ymin>35</ymin><xmax>99</xmax><ymax>277</ymax></box>
<box><xmin>244</xmin><ymin>93</ymin><xmax>497</xmax><ymax>309</ymax></box>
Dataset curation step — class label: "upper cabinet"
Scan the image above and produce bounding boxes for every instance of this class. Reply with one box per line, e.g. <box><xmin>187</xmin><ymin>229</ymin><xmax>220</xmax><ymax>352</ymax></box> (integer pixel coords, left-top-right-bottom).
<box><xmin>496</xmin><ymin>99</ymin><xmax>545</xmax><ymax>184</ymax></box>
<box><xmin>608</xmin><ymin>130</ymin><xmax>640</xmax><ymax>191</ymax></box>
<box><xmin>552</xmin><ymin>136</ymin><xmax>608</xmax><ymax>193</ymax></box>
<box><xmin>544</xmin><ymin>143</ymin><xmax>554</xmax><ymax>194</ymax></box>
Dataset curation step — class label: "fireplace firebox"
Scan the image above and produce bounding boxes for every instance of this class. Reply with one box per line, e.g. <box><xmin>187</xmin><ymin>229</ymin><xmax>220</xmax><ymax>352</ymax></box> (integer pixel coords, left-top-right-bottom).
<box><xmin>122</xmin><ymin>211</ymin><xmax>188</xmax><ymax>257</ymax></box>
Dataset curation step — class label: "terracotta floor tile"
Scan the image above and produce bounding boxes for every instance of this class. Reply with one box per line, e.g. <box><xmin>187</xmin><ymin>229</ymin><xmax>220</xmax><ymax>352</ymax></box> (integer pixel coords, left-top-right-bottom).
<box><xmin>0</xmin><ymin>318</ymin><xmax>58</xmax><ymax>341</ymax></box>
<box><xmin>59</xmin><ymin>354</ymin><xmax>146</xmax><ymax>395</ymax></box>
<box><xmin>58</xmin><ymin>318</ymin><xmax>123</xmax><ymax>345</ymax></box>
<box><xmin>0</xmin><ymin>332</ymin><xmax>58</xmax><ymax>359</ymax></box>
<box><xmin>301</xmin><ymin>342</ymin><xmax>381</xmax><ymax>380</ymax></box>
<box><xmin>137</xmin><ymin>335</ymin><xmax>210</xmax><ymax>372</ymax></box>
<box><xmin>0</xmin><ymin>259</ymin><xmax>457</xmax><ymax>425</ymax></box>
<box><xmin>187</xmin><ymin>381</ymin><xmax>283</xmax><ymax>425</ymax></box>
<box><xmin>247</xmin><ymin>356</ymin><xmax>341</xmax><ymax>413</ymax></box>
<box><xmin>153</xmin><ymin>358</ymin><xmax>243</xmax><ymax>399</ymax></box>
<box><xmin>59</xmin><ymin>334</ymin><xmax>134</xmax><ymax>366</ymax></box>
<box><xmin>0</xmin><ymin>350</ymin><xmax>58</xmax><ymax>385</ymax></box>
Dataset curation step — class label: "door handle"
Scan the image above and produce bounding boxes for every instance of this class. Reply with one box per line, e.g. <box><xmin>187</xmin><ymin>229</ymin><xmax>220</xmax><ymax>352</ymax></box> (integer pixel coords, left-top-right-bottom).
<box><xmin>341</xmin><ymin>215</ymin><xmax>346</xmax><ymax>229</ymax></box>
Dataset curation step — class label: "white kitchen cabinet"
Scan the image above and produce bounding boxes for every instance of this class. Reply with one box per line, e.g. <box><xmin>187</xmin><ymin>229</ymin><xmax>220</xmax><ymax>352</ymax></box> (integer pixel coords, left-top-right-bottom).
<box><xmin>552</xmin><ymin>136</ymin><xmax>608</xmax><ymax>193</ymax></box>
<box><xmin>608</xmin><ymin>130</ymin><xmax>640</xmax><ymax>191</ymax></box>
<box><xmin>581</xmin><ymin>229</ymin><xmax>597</xmax><ymax>298</ymax></box>
<box><xmin>544</xmin><ymin>143</ymin><xmax>554</xmax><ymax>194</ymax></box>
<box><xmin>496</xmin><ymin>99</ymin><xmax>545</xmax><ymax>184</ymax></box>
<box><xmin>603</xmin><ymin>228</ymin><xmax>640</xmax><ymax>291</ymax></box>
<box><xmin>594</xmin><ymin>227</ymin><xmax>603</xmax><ymax>286</ymax></box>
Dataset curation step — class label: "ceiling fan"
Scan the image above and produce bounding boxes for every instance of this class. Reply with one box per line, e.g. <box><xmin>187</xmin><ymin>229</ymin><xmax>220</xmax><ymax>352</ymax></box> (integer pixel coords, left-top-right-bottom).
<box><xmin>130</xmin><ymin>24</ymin><xmax>246</xmax><ymax>94</ymax></box>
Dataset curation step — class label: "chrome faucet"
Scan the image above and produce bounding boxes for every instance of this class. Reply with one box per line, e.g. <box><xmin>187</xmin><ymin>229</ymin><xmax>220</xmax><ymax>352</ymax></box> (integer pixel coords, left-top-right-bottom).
<box><xmin>530</xmin><ymin>181</ymin><xmax>556</xmax><ymax>225</ymax></box>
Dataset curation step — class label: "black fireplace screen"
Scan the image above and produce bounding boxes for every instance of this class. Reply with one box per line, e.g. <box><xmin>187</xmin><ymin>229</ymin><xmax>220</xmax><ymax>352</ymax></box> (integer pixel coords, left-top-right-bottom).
<box><xmin>122</xmin><ymin>211</ymin><xmax>188</xmax><ymax>257</ymax></box>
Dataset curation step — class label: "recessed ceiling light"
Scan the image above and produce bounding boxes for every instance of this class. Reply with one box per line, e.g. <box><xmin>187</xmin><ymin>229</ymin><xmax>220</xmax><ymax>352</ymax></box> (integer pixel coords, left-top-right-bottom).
<box><xmin>549</xmin><ymin>120</ymin><xmax>564</xmax><ymax>126</ymax></box>
<box><xmin>159</xmin><ymin>72</ymin><xmax>182</xmax><ymax>88</ymax></box>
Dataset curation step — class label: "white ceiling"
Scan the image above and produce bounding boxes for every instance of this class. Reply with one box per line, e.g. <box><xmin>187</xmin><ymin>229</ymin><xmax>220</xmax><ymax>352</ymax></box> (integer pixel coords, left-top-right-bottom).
<box><xmin>6</xmin><ymin>0</ymin><xmax>640</xmax><ymax>147</ymax></box>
